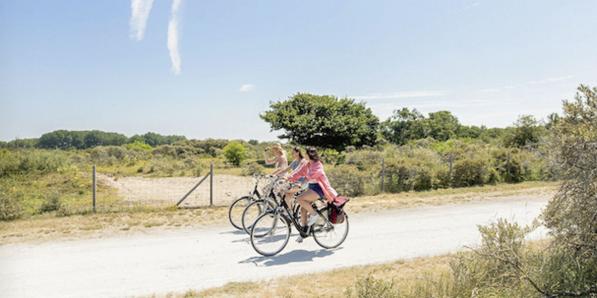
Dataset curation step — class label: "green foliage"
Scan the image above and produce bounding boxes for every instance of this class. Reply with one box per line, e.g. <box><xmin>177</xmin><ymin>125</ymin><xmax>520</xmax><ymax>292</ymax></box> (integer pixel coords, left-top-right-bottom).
<box><xmin>381</xmin><ymin>108</ymin><xmax>426</xmax><ymax>145</ymax></box>
<box><xmin>503</xmin><ymin>115</ymin><xmax>546</xmax><ymax>148</ymax></box>
<box><xmin>223</xmin><ymin>141</ymin><xmax>248</xmax><ymax>166</ymax></box>
<box><xmin>125</xmin><ymin>140</ymin><xmax>153</xmax><ymax>151</ymax></box>
<box><xmin>4</xmin><ymin>138</ymin><xmax>39</xmax><ymax>148</ymax></box>
<box><xmin>0</xmin><ymin>149</ymin><xmax>68</xmax><ymax>178</ymax></box>
<box><xmin>541</xmin><ymin>85</ymin><xmax>597</xmax><ymax>295</ymax></box>
<box><xmin>382</xmin><ymin>146</ymin><xmax>445</xmax><ymax>192</ymax></box>
<box><xmin>241</xmin><ymin>161</ymin><xmax>265</xmax><ymax>176</ymax></box>
<box><xmin>327</xmin><ymin>164</ymin><xmax>369</xmax><ymax>196</ymax></box>
<box><xmin>0</xmin><ymin>188</ymin><xmax>23</xmax><ymax>221</ymax></box>
<box><xmin>39</xmin><ymin>192</ymin><xmax>62</xmax><ymax>213</ymax></box>
<box><xmin>129</xmin><ymin>132</ymin><xmax>186</xmax><ymax>147</ymax></box>
<box><xmin>38</xmin><ymin>130</ymin><xmax>128</xmax><ymax>149</ymax></box>
<box><xmin>451</xmin><ymin>155</ymin><xmax>492</xmax><ymax>187</ymax></box>
<box><xmin>261</xmin><ymin>93</ymin><xmax>380</xmax><ymax>150</ymax></box>
<box><xmin>449</xmin><ymin>220</ymin><xmax>536</xmax><ymax>297</ymax></box>
<box><xmin>426</xmin><ymin>111</ymin><xmax>461</xmax><ymax>141</ymax></box>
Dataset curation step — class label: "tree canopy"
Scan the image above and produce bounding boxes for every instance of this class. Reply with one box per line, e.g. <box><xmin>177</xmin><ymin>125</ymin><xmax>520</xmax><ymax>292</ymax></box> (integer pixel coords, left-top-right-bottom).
<box><xmin>261</xmin><ymin>93</ymin><xmax>380</xmax><ymax>150</ymax></box>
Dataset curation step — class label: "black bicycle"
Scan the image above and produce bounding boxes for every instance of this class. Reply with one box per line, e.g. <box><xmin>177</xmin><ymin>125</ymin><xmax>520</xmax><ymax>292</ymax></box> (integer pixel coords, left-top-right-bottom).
<box><xmin>249</xmin><ymin>192</ymin><xmax>349</xmax><ymax>256</ymax></box>
<box><xmin>228</xmin><ymin>175</ymin><xmax>275</xmax><ymax>230</ymax></box>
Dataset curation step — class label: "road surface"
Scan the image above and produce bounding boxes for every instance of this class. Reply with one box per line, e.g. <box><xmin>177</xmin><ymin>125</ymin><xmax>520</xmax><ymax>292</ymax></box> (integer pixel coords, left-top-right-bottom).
<box><xmin>0</xmin><ymin>196</ymin><xmax>549</xmax><ymax>297</ymax></box>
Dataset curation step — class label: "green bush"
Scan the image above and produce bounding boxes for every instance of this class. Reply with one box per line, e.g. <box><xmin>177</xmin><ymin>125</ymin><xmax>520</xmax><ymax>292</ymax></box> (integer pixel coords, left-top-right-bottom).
<box><xmin>241</xmin><ymin>161</ymin><xmax>264</xmax><ymax>176</ymax></box>
<box><xmin>39</xmin><ymin>192</ymin><xmax>61</xmax><ymax>213</ymax></box>
<box><xmin>0</xmin><ymin>149</ymin><xmax>68</xmax><ymax>178</ymax></box>
<box><xmin>345</xmin><ymin>149</ymin><xmax>383</xmax><ymax>171</ymax></box>
<box><xmin>382</xmin><ymin>147</ymin><xmax>445</xmax><ymax>192</ymax></box>
<box><xmin>327</xmin><ymin>165</ymin><xmax>369</xmax><ymax>196</ymax></box>
<box><xmin>451</xmin><ymin>156</ymin><xmax>491</xmax><ymax>187</ymax></box>
<box><xmin>125</xmin><ymin>140</ymin><xmax>153</xmax><ymax>151</ymax></box>
<box><xmin>0</xmin><ymin>189</ymin><xmax>23</xmax><ymax>220</ymax></box>
<box><xmin>492</xmin><ymin>148</ymin><xmax>525</xmax><ymax>183</ymax></box>
<box><xmin>223</xmin><ymin>141</ymin><xmax>248</xmax><ymax>166</ymax></box>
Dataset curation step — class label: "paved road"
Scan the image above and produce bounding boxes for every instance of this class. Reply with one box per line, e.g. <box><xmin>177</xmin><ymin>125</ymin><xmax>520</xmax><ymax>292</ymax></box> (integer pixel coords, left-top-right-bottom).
<box><xmin>0</xmin><ymin>195</ymin><xmax>549</xmax><ymax>298</ymax></box>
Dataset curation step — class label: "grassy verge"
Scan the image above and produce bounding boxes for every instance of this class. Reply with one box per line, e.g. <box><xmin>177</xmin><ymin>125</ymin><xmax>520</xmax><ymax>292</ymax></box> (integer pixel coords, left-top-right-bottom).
<box><xmin>0</xmin><ymin>181</ymin><xmax>557</xmax><ymax>244</ymax></box>
<box><xmin>183</xmin><ymin>255</ymin><xmax>453</xmax><ymax>298</ymax></box>
<box><xmin>170</xmin><ymin>239</ymin><xmax>550</xmax><ymax>298</ymax></box>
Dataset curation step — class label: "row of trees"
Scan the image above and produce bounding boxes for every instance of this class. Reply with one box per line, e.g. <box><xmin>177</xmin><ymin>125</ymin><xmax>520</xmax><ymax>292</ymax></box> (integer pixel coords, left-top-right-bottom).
<box><xmin>260</xmin><ymin>93</ymin><xmax>553</xmax><ymax>150</ymax></box>
<box><xmin>0</xmin><ymin>131</ymin><xmax>186</xmax><ymax>150</ymax></box>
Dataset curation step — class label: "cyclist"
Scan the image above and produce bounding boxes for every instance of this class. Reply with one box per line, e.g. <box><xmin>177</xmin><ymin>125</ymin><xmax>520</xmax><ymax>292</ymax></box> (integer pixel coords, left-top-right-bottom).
<box><xmin>280</xmin><ymin>147</ymin><xmax>307</xmax><ymax>208</ymax></box>
<box><xmin>288</xmin><ymin>147</ymin><xmax>338</xmax><ymax>242</ymax></box>
<box><xmin>264</xmin><ymin>143</ymin><xmax>288</xmax><ymax>175</ymax></box>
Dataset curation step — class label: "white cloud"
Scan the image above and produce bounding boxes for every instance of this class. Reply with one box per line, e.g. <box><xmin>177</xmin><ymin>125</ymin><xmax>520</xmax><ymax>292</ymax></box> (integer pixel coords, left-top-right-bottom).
<box><xmin>129</xmin><ymin>0</ymin><xmax>154</xmax><ymax>41</ymax></box>
<box><xmin>353</xmin><ymin>90</ymin><xmax>447</xmax><ymax>100</ymax></box>
<box><xmin>239</xmin><ymin>84</ymin><xmax>255</xmax><ymax>92</ymax></box>
<box><xmin>167</xmin><ymin>0</ymin><xmax>183</xmax><ymax>75</ymax></box>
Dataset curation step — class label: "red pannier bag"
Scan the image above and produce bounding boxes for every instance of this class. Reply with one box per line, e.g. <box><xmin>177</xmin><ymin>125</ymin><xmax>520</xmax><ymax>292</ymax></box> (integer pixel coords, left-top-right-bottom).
<box><xmin>328</xmin><ymin>196</ymin><xmax>349</xmax><ymax>224</ymax></box>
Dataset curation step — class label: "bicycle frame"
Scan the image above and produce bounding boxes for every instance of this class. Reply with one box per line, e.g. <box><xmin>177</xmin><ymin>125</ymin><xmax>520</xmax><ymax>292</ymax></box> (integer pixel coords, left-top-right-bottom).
<box><xmin>277</xmin><ymin>194</ymin><xmax>330</xmax><ymax>238</ymax></box>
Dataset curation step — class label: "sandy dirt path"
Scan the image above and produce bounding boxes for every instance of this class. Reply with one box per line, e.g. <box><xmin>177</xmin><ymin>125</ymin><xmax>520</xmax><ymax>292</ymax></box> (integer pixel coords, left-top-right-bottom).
<box><xmin>0</xmin><ymin>195</ymin><xmax>549</xmax><ymax>298</ymax></box>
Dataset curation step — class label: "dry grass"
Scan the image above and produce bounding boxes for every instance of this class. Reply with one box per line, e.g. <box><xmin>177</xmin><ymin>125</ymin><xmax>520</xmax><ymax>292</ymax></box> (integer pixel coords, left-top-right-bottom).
<box><xmin>0</xmin><ymin>181</ymin><xmax>557</xmax><ymax>245</ymax></box>
<box><xmin>165</xmin><ymin>239</ymin><xmax>552</xmax><ymax>298</ymax></box>
<box><xmin>174</xmin><ymin>255</ymin><xmax>453</xmax><ymax>298</ymax></box>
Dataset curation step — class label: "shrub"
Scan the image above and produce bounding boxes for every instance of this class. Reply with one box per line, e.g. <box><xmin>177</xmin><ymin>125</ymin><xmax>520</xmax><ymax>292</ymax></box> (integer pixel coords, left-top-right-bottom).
<box><xmin>345</xmin><ymin>275</ymin><xmax>400</xmax><ymax>298</ymax></box>
<box><xmin>39</xmin><ymin>193</ymin><xmax>61</xmax><ymax>213</ymax></box>
<box><xmin>382</xmin><ymin>147</ymin><xmax>444</xmax><ymax>192</ymax></box>
<box><xmin>241</xmin><ymin>161</ymin><xmax>264</xmax><ymax>176</ymax></box>
<box><xmin>125</xmin><ymin>141</ymin><xmax>152</xmax><ymax>151</ymax></box>
<box><xmin>223</xmin><ymin>141</ymin><xmax>248</xmax><ymax>166</ymax></box>
<box><xmin>345</xmin><ymin>149</ymin><xmax>383</xmax><ymax>171</ymax></box>
<box><xmin>451</xmin><ymin>156</ymin><xmax>491</xmax><ymax>187</ymax></box>
<box><xmin>0</xmin><ymin>189</ymin><xmax>23</xmax><ymax>220</ymax></box>
<box><xmin>327</xmin><ymin>164</ymin><xmax>369</xmax><ymax>197</ymax></box>
<box><xmin>0</xmin><ymin>149</ymin><xmax>68</xmax><ymax>178</ymax></box>
<box><xmin>320</xmin><ymin>148</ymin><xmax>345</xmax><ymax>165</ymax></box>
<box><xmin>492</xmin><ymin>148</ymin><xmax>525</xmax><ymax>183</ymax></box>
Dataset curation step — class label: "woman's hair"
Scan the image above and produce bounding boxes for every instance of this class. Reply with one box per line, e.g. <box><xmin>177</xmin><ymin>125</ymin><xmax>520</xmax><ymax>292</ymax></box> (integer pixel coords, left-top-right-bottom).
<box><xmin>306</xmin><ymin>147</ymin><xmax>320</xmax><ymax>161</ymax></box>
<box><xmin>270</xmin><ymin>143</ymin><xmax>285</xmax><ymax>157</ymax></box>
<box><xmin>293</xmin><ymin>146</ymin><xmax>304</xmax><ymax>159</ymax></box>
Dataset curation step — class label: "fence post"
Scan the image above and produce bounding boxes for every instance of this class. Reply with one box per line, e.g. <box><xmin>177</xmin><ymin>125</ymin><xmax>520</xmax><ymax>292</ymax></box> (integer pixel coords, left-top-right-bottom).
<box><xmin>92</xmin><ymin>165</ymin><xmax>96</xmax><ymax>213</ymax></box>
<box><xmin>209</xmin><ymin>161</ymin><xmax>214</xmax><ymax>206</ymax></box>
<box><xmin>380</xmin><ymin>158</ymin><xmax>385</xmax><ymax>193</ymax></box>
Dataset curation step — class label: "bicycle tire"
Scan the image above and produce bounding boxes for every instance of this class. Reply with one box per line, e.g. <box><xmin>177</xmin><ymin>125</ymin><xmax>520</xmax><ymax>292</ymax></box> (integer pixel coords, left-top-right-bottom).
<box><xmin>250</xmin><ymin>211</ymin><xmax>291</xmax><ymax>257</ymax></box>
<box><xmin>228</xmin><ymin>196</ymin><xmax>253</xmax><ymax>230</ymax></box>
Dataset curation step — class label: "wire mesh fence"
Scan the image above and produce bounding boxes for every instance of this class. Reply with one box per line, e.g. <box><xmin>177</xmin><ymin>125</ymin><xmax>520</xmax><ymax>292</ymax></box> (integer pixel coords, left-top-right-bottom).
<box><xmin>94</xmin><ymin>164</ymin><xmax>254</xmax><ymax>210</ymax></box>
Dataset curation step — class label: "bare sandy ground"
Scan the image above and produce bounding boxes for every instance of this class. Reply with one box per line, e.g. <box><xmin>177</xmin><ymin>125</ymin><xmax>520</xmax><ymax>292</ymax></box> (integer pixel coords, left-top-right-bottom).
<box><xmin>98</xmin><ymin>174</ymin><xmax>255</xmax><ymax>207</ymax></box>
<box><xmin>0</xmin><ymin>195</ymin><xmax>549</xmax><ymax>298</ymax></box>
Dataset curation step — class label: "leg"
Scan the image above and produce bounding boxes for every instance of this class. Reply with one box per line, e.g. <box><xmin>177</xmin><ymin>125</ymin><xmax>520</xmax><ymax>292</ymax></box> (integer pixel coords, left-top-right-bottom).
<box><xmin>296</xmin><ymin>189</ymin><xmax>319</xmax><ymax>225</ymax></box>
<box><xmin>284</xmin><ymin>186</ymin><xmax>300</xmax><ymax>209</ymax></box>
<box><xmin>300</xmin><ymin>207</ymin><xmax>308</xmax><ymax>227</ymax></box>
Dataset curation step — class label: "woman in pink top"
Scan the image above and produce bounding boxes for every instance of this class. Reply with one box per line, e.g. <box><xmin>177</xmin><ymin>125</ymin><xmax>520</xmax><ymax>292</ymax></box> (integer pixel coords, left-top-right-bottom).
<box><xmin>288</xmin><ymin>147</ymin><xmax>338</xmax><ymax>240</ymax></box>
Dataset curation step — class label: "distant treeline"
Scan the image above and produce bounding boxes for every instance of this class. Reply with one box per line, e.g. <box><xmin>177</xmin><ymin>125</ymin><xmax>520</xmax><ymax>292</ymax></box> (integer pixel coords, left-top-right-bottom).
<box><xmin>0</xmin><ymin>130</ymin><xmax>187</xmax><ymax>150</ymax></box>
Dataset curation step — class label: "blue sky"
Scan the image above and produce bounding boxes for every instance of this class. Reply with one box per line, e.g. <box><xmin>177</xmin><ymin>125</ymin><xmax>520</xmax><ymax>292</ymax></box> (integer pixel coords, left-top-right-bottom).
<box><xmin>1</xmin><ymin>0</ymin><xmax>596</xmax><ymax>141</ymax></box>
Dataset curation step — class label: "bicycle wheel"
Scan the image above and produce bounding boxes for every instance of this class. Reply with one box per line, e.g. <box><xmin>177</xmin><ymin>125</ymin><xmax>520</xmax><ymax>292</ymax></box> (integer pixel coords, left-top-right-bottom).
<box><xmin>228</xmin><ymin>196</ymin><xmax>253</xmax><ymax>230</ymax></box>
<box><xmin>250</xmin><ymin>211</ymin><xmax>291</xmax><ymax>256</ymax></box>
<box><xmin>312</xmin><ymin>209</ymin><xmax>349</xmax><ymax>249</ymax></box>
<box><xmin>242</xmin><ymin>198</ymin><xmax>276</xmax><ymax>234</ymax></box>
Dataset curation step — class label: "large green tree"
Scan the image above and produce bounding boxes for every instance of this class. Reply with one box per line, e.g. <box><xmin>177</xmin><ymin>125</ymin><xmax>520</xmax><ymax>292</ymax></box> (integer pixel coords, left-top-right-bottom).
<box><xmin>380</xmin><ymin>108</ymin><xmax>426</xmax><ymax>145</ymax></box>
<box><xmin>425</xmin><ymin>111</ymin><xmax>461</xmax><ymax>141</ymax></box>
<box><xmin>503</xmin><ymin>115</ymin><xmax>546</xmax><ymax>148</ymax></box>
<box><xmin>381</xmin><ymin>109</ymin><xmax>461</xmax><ymax>144</ymax></box>
<box><xmin>261</xmin><ymin>93</ymin><xmax>380</xmax><ymax>150</ymax></box>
